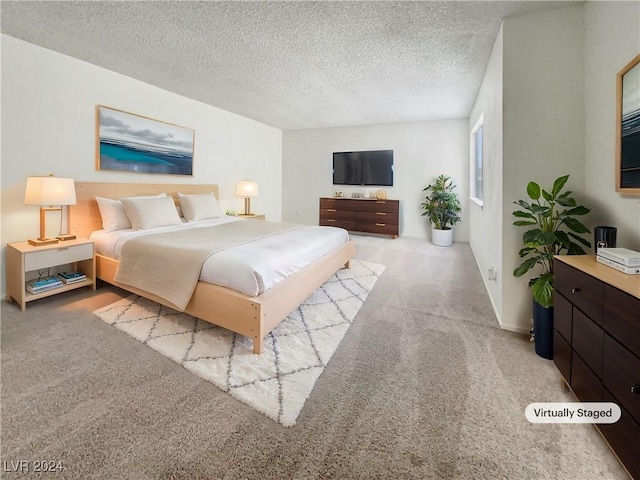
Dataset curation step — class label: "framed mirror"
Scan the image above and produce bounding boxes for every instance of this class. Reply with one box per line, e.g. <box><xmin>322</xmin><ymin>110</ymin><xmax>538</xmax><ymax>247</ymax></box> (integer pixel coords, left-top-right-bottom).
<box><xmin>616</xmin><ymin>54</ymin><xmax>640</xmax><ymax>194</ymax></box>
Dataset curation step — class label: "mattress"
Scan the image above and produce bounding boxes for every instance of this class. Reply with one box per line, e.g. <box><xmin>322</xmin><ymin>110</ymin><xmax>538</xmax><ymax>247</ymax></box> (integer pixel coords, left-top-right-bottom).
<box><xmin>90</xmin><ymin>217</ymin><xmax>350</xmax><ymax>296</ymax></box>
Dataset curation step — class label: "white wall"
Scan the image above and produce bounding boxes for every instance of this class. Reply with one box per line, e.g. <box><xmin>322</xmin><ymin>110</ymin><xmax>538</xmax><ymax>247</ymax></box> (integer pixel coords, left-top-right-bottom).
<box><xmin>584</xmin><ymin>1</ymin><xmax>640</xmax><ymax>251</ymax></box>
<box><xmin>1</xmin><ymin>35</ymin><xmax>282</xmax><ymax>295</ymax></box>
<box><xmin>282</xmin><ymin>119</ymin><xmax>469</xmax><ymax>241</ymax></box>
<box><xmin>468</xmin><ymin>6</ymin><xmax>586</xmax><ymax>333</ymax></box>
<box><xmin>501</xmin><ymin>5</ymin><xmax>585</xmax><ymax>332</ymax></box>
<box><xmin>468</xmin><ymin>26</ymin><xmax>504</xmax><ymax>323</ymax></box>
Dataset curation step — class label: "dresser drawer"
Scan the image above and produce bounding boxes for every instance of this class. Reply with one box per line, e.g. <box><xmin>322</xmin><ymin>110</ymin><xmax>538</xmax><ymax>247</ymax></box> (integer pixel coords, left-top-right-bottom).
<box><xmin>355</xmin><ymin>211</ymin><xmax>399</xmax><ymax>223</ymax></box>
<box><xmin>553</xmin><ymin>329</ymin><xmax>571</xmax><ymax>383</ymax></box>
<box><xmin>319</xmin><ymin>208</ymin><xmax>356</xmax><ymax>221</ymax></box>
<box><xmin>355</xmin><ymin>222</ymin><xmax>399</xmax><ymax>236</ymax></box>
<box><xmin>572</xmin><ymin>308</ymin><xmax>603</xmax><ymax>378</ymax></box>
<box><xmin>603</xmin><ymin>334</ymin><xmax>640</xmax><ymax>421</ymax></box>
<box><xmin>554</xmin><ymin>292</ymin><xmax>572</xmax><ymax>342</ymax></box>
<box><xmin>554</xmin><ymin>260</ymin><xmax>603</xmax><ymax>325</ymax></box>
<box><xmin>319</xmin><ymin>198</ymin><xmax>363</xmax><ymax>210</ymax></box>
<box><xmin>600</xmin><ymin>388</ymin><xmax>640</xmax><ymax>480</ymax></box>
<box><xmin>320</xmin><ymin>198</ymin><xmax>339</xmax><ymax>209</ymax></box>
<box><xmin>604</xmin><ymin>284</ymin><xmax>640</xmax><ymax>356</ymax></box>
<box><xmin>320</xmin><ymin>219</ymin><xmax>355</xmax><ymax>230</ymax></box>
<box><xmin>570</xmin><ymin>350</ymin><xmax>602</xmax><ymax>401</ymax></box>
<box><xmin>24</xmin><ymin>243</ymin><xmax>94</xmax><ymax>271</ymax></box>
<box><xmin>352</xmin><ymin>200</ymin><xmax>399</xmax><ymax>213</ymax></box>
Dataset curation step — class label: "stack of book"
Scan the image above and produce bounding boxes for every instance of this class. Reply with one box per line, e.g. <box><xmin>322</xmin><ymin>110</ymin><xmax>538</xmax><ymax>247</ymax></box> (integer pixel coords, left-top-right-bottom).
<box><xmin>58</xmin><ymin>271</ymin><xmax>87</xmax><ymax>284</ymax></box>
<box><xmin>26</xmin><ymin>276</ymin><xmax>63</xmax><ymax>294</ymax></box>
<box><xmin>596</xmin><ymin>247</ymin><xmax>640</xmax><ymax>275</ymax></box>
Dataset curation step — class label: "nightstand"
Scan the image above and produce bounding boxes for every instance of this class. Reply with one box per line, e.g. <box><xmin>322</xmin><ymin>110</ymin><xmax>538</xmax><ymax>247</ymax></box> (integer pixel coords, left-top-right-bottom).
<box><xmin>237</xmin><ymin>214</ymin><xmax>265</xmax><ymax>220</ymax></box>
<box><xmin>6</xmin><ymin>238</ymin><xmax>96</xmax><ymax>311</ymax></box>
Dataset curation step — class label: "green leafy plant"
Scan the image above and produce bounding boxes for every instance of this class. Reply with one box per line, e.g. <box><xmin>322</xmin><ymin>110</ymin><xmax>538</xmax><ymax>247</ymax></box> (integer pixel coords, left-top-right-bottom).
<box><xmin>421</xmin><ymin>175</ymin><xmax>462</xmax><ymax>230</ymax></box>
<box><xmin>513</xmin><ymin>175</ymin><xmax>591</xmax><ymax>308</ymax></box>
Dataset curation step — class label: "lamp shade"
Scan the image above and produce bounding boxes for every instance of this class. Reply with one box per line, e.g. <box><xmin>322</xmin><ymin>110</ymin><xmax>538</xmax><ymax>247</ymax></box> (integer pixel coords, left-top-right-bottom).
<box><xmin>25</xmin><ymin>176</ymin><xmax>76</xmax><ymax>206</ymax></box>
<box><xmin>236</xmin><ymin>181</ymin><xmax>260</xmax><ymax>197</ymax></box>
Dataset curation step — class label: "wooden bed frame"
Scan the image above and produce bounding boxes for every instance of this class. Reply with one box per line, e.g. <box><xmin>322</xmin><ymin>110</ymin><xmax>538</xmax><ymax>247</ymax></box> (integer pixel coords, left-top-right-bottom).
<box><xmin>70</xmin><ymin>182</ymin><xmax>355</xmax><ymax>354</ymax></box>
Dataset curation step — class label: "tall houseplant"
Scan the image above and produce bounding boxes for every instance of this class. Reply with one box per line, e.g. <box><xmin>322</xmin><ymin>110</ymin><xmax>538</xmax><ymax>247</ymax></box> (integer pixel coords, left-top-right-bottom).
<box><xmin>421</xmin><ymin>175</ymin><xmax>461</xmax><ymax>246</ymax></box>
<box><xmin>512</xmin><ymin>174</ymin><xmax>591</xmax><ymax>359</ymax></box>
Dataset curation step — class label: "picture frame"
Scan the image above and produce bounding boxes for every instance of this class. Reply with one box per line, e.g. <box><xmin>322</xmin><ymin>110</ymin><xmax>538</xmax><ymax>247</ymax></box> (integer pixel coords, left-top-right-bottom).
<box><xmin>616</xmin><ymin>54</ymin><xmax>640</xmax><ymax>194</ymax></box>
<box><xmin>96</xmin><ymin>105</ymin><xmax>195</xmax><ymax>176</ymax></box>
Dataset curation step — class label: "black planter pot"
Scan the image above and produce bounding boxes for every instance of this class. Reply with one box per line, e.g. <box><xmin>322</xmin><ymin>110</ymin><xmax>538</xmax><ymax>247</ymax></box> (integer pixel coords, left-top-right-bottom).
<box><xmin>533</xmin><ymin>299</ymin><xmax>554</xmax><ymax>360</ymax></box>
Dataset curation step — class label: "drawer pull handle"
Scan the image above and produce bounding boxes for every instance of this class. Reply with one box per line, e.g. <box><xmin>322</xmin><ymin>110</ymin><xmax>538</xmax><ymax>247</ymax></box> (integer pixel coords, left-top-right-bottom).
<box><xmin>327</xmin><ymin>219</ymin><xmax>336</xmax><ymax>222</ymax></box>
<box><xmin>376</xmin><ymin>212</ymin><xmax>386</xmax><ymax>215</ymax></box>
<box><xmin>571</xmin><ymin>288</ymin><xmax>580</xmax><ymax>294</ymax></box>
<box><xmin>632</xmin><ymin>385</ymin><xmax>640</xmax><ymax>394</ymax></box>
<box><xmin>327</xmin><ymin>209</ymin><xmax>336</xmax><ymax>212</ymax></box>
<box><xmin>376</xmin><ymin>223</ymin><xmax>386</xmax><ymax>227</ymax></box>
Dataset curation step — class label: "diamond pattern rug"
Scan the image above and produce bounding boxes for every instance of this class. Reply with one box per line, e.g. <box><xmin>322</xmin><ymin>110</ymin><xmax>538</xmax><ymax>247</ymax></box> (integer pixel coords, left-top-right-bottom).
<box><xmin>93</xmin><ymin>259</ymin><xmax>385</xmax><ymax>426</ymax></box>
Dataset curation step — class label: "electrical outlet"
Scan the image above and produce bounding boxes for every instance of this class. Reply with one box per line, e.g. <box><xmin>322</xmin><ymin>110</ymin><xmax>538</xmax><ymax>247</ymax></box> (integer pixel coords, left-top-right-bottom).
<box><xmin>488</xmin><ymin>266</ymin><xmax>497</xmax><ymax>281</ymax></box>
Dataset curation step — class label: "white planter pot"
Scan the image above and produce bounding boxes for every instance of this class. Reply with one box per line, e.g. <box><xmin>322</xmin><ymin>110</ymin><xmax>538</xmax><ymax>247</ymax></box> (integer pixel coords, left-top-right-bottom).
<box><xmin>431</xmin><ymin>226</ymin><xmax>453</xmax><ymax>246</ymax></box>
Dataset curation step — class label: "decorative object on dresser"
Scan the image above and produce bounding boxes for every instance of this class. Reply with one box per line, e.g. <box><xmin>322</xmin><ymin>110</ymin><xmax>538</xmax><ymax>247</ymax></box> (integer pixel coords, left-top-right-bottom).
<box><xmin>596</xmin><ymin>247</ymin><xmax>640</xmax><ymax>275</ymax></box>
<box><xmin>512</xmin><ymin>175</ymin><xmax>591</xmax><ymax>360</ymax></box>
<box><xmin>615</xmin><ymin>53</ymin><xmax>640</xmax><ymax>193</ymax></box>
<box><xmin>236</xmin><ymin>181</ymin><xmax>259</xmax><ymax>215</ymax></box>
<box><xmin>421</xmin><ymin>174</ymin><xmax>461</xmax><ymax>247</ymax></box>
<box><xmin>553</xmin><ymin>255</ymin><xmax>640</xmax><ymax>479</ymax></box>
<box><xmin>319</xmin><ymin>197</ymin><xmax>399</xmax><ymax>238</ymax></box>
<box><xmin>594</xmin><ymin>225</ymin><xmax>617</xmax><ymax>252</ymax></box>
<box><xmin>24</xmin><ymin>175</ymin><xmax>77</xmax><ymax>246</ymax></box>
<box><xmin>96</xmin><ymin>105</ymin><xmax>194</xmax><ymax>176</ymax></box>
<box><xmin>375</xmin><ymin>188</ymin><xmax>387</xmax><ymax>200</ymax></box>
<box><xmin>6</xmin><ymin>238</ymin><xmax>96</xmax><ymax>311</ymax></box>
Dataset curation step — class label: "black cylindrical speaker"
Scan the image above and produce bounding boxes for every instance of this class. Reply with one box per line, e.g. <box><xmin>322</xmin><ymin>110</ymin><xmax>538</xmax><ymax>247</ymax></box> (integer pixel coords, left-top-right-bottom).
<box><xmin>594</xmin><ymin>226</ymin><xmax>617</xmax><ymax>253</ymax></box>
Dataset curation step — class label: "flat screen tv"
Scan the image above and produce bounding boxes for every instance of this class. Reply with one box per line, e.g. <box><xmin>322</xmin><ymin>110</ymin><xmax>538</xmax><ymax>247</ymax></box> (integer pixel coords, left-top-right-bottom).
<box><xmin>333</xmin><ymin>150</ymin><xmax>393</xmax><ymax>186</ymax></box>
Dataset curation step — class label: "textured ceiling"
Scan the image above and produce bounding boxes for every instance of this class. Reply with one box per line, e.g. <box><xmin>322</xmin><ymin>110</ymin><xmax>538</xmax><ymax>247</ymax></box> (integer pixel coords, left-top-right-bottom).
<box><xmin>1</xmin><ymin>1</ymin><xmax>577</xmax><ymax>130</ymax></box>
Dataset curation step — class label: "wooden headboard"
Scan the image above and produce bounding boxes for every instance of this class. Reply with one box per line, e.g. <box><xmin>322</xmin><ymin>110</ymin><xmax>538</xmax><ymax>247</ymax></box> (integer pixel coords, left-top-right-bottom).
<box><xmin>71</xmin><ymin>182</ymin><xmax>219</xmax><ymax>238</ymax></box>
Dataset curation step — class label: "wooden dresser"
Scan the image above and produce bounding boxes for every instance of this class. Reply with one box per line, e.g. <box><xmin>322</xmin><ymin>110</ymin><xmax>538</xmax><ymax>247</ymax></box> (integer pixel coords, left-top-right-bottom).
<box><xmin>553</xmin><ymin>255</ymin><xmax>640</xmax><ymax>479</ymax></box>
<box><xmin>319</xmin><ymin>197</ymin><xmax>399</xmax><ymax>238</ymax></box>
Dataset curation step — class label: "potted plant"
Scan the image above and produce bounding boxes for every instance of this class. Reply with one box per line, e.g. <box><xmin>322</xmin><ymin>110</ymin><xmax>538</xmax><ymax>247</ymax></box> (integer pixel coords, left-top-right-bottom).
<box><xmin>421</xmin><ymin>174</ymin><xmax>462</xmax><ymax>246</ymax></box>
<box><xmin>512</xmin><ymin>174</ymin><xmax>591</xmax><ymax>359</ymax></box>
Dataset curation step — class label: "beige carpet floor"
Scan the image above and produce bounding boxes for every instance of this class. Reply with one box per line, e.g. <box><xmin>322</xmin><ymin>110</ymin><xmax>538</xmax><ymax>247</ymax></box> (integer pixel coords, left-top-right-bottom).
<box><xmin>1</xmin><ymin>236</ymin><xmax>629</xmax><ymax>479</ymax></box>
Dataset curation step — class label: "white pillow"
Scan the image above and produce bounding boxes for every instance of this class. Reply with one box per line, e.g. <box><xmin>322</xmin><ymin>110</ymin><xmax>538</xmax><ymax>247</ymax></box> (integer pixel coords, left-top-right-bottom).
<box><xmin>95</xmin><ymin>193</ymin><xmax>166</xmax><ymax>231</ymax></box>
<box><xmin>178</xmin><ymin>192</ymin><xmax>223</xmax><ymax>221</ymax></box>
<box><xmin>120</xmin><ymin>195</ymin><xmax>182</xmax><ymax>230</ymax></box>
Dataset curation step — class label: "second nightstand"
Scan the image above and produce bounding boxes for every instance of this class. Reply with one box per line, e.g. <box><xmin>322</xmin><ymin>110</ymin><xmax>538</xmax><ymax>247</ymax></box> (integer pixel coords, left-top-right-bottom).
<box><xmin>6</xmin><ymin>238</ymin><xmax>96</xmax><ymax>311</ymax></box>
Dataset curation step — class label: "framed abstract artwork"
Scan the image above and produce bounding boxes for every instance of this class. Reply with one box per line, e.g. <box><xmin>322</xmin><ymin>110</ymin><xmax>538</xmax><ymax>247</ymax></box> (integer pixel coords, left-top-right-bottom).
<box><xmin>616</xmin><ymin>54</ymin><xmax>640</xmax><ymax>194</ymax></box>
<box><xmin>96</xmin><ymin>105</ymin><xmax>195</xmax><ymax>176</ymax></box>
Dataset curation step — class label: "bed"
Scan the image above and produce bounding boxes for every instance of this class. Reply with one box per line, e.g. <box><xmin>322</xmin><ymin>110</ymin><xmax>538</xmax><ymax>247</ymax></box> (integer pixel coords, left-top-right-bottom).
<box><xmin>70</xmin><ymin>182</ymin><xmax>355</xmax><ymax>354</ymax></box>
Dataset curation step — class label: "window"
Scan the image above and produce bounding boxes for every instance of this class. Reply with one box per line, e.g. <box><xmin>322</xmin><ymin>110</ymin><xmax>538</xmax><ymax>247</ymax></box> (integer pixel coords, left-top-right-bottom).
<box><xmin>470</xmin><ymin>115</ymin><xmax>484</xmax><ymax>206</ymax></box>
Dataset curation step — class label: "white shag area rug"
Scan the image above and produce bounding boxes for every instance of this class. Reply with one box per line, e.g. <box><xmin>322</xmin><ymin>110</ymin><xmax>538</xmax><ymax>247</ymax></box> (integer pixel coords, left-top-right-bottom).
<box><xmin>93</xmin><ymin>259</ymin><xmax>385</xmax><ymax>426</ymax></box>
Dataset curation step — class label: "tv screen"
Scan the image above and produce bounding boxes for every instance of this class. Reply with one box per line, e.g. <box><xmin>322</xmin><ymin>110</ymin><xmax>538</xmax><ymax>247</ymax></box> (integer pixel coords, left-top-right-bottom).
<box><xmin>333</xmin><ymin>150</ymin><xmax>393</xmax><ymax>186</ymax></box>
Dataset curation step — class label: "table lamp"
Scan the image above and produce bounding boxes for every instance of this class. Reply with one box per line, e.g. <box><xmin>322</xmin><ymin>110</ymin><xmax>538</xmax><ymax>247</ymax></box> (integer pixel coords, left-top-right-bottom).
<box><xmin>236</xmin><ymin>181</ymin><xmax>259</xmax><ymax>215</ymax></box>
<box><xmin>24</xmin><ymin>175</ymin><xmax>77</xmax><ymax>246</ymax></box>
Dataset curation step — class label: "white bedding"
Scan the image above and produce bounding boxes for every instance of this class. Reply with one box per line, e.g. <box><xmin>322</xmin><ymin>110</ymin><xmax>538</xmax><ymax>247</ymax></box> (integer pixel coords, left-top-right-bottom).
<box><xmin>90</xmin><ymin>217</ymin><xmax>350</xmax><ymax>296</ymax></box>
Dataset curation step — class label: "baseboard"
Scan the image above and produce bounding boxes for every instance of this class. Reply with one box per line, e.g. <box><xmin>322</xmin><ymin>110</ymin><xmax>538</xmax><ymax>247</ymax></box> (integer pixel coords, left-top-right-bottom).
<box><xmin>498</xmin><ymin>322</ymin><xmax>531</xmax><ymax>335</ymax></box>
<box><xmin>468</xmin><ymin>243</ymin><xmax>531</xmax><ymax>336</ymax></box>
